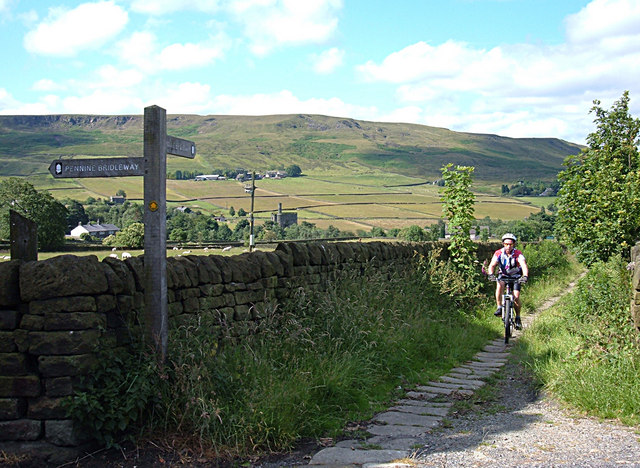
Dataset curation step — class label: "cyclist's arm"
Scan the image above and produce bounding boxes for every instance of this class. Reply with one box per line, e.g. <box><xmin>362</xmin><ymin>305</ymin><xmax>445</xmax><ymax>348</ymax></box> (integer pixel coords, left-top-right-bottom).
<box><xmin>487</xmin><ymin>255</ymin><xmax>499</xmax><ymax>275</ymax></box>
<box><xmin>520</xmin><ymin>256</ymin><xmax>529</xmax><ymax>277</ymax></box>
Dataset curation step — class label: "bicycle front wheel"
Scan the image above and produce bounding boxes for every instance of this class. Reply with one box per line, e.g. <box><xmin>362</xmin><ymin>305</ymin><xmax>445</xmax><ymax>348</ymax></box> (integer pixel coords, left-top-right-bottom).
<box><xmin>504</xmin><ymin>299</ymin><xmax>512</xmax><ymax>344</ymax></box>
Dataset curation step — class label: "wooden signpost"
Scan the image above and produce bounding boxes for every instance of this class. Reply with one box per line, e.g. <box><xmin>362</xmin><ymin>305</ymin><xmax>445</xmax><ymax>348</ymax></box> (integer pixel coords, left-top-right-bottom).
<box><xmin>49</xmin><ymin>105</ymin><xmax>195</xmax><ymax>363</ymax></box>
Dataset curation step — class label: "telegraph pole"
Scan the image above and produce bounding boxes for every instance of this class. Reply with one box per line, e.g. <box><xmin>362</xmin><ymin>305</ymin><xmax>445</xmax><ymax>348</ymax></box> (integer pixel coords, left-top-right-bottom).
<box><xmin>249</xmin><ymin>171</ymin><xmax>256</xmax><ymax>252</ymax></box>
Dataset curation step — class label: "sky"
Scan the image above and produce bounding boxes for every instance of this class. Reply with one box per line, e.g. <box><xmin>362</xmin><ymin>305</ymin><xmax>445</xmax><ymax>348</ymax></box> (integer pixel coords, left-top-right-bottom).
<box><xmin>1</xmin><ymin>0</ymin><xmax>639</xmax><ymax>145</ymax></box>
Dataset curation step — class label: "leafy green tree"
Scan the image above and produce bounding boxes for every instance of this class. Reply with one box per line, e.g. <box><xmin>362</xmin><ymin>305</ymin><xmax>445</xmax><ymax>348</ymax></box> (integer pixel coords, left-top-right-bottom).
<box><xmin>285</xmin><ymin>164</ymin><xmax>302</xmax><ymax>177</ymax></box>
<box><xmin>115</xmin><ymin>189</ymin><xmax>127</xmax><ymax>197</ymax></box>
<box><xmin>63</xmin><ymin>198</ymin><xmax>89</xmax><ymax>231</ymax></box>
<box><xmin>229</xmin><ymin>206</ymin><xmax>235</xmax><ymax>217</ymax></box>
<box><xmin>438</xmin><ymin>164</ymin><xmax>481</xmax><ymax>298</ymax></box>
<box><xmin>0</xmin><ymin>178</ymin><xmax>67</xmax><ymax>250</ymax></box>
<box><xmin>556</xmin><ymin>91</ymin><xmax>640</xmax><ymax>265</ymax></box>
<box><xmin>398</xmin><ymin>225</ymin><xmax>427</xmax><ymax>242</ymax></box>
<box><xmin>103</xmin><ymin>222</ymin><xmax>144</xmax><ymax>248</ymax></box>
<box><xmin>237</xmin><ymin>208</ymin><xmax>247</xmax><ymax>217</ymax></box>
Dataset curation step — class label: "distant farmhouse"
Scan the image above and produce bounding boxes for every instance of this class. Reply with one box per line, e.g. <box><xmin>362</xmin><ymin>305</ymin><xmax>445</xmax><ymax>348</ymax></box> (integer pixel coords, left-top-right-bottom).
<box><xmin>110</xmin><ymin>195</ymin><xmax>126</xmax><ymax>204</ymax></box>
<box><xmin>194</xmin><ymin>174</ymin><xmax>223</xmax><ymax>181</ymax></box>
<box><xmin>70</xmin><ymin>222</ymin><xmax>120</xmax><ymax>239</ymax></box>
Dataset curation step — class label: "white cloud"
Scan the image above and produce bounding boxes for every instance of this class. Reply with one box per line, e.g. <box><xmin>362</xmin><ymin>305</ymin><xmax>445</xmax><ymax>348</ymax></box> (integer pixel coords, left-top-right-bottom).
<box><xmin>32</xmin><ymin>79</ymin><xmax>65</xmax><ymax>92</ymax></box>
<box><xmin>24</xmin><ymin>1</ymin><xmax>128</xmax><ymax>57</ymax></box>
<box><xmin>312</xmin><ymin>47</ymin><xmax>344</xmax><ymax>74</ymax></box>
<box><xmin>129</xmin><ymin>0</ymin><xmax>221</xmax><ymax>15</ymax></box>
<box><xmin>63</xmin><ymin>89</ymin><xmax>144</xmax><ymax>114</ymax></box>
<box><xmin>211</xmin><ymin>89</ymin><xmax>376</xmax><ymax>118</ymax></box>
<box><xmin>159</xmin><ymin>40</ymin><xmax>227</xmax><ymax>70</ymax></box>
<box><xmin>116</xmin><ymin>31</ymin><xmax>229</xmax><ymax>72</ymax></box>
<box><xmin>565</xmin><ymin>0</ymin><xmax>640</xmax><ymax>46</ymax></box>
<box><xmin>230</xmin><ymin>0</ymin><xmax>343</xmax><ymax>55</ymax></box>
<box><xmin>150</xmin><ymin>82</ymin><xmax>214</xmax><ymax>113</ymax></box>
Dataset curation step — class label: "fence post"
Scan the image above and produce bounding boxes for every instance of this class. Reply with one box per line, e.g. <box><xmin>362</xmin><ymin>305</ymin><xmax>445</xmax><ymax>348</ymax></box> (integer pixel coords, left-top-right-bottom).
<box><xmin>9</xmin><ymin>210</ymin><xmax>37</xmax><ymax>261</ymax></box>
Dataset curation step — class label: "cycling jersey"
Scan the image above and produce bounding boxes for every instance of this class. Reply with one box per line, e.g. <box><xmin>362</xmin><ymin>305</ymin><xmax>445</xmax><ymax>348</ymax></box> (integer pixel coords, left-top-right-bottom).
<box><xmin>493</xmin><ymin>248</ymin><xmax>525</xmax><ymax>277</ymax></box>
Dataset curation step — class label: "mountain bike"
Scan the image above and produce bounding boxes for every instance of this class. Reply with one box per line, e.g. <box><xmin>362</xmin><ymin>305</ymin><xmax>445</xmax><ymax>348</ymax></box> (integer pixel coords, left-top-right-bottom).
<box><xmin>491</xmin><ymin>276</ymin><xmax>520</xmax><ymax>344</ymax></box>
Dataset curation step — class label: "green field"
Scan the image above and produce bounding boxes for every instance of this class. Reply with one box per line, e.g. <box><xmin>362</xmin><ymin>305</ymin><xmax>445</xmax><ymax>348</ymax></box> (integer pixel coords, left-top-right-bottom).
<box><xmin>9</xmin><ymin>170</ymin><xmax>544</xmax><ymax>232</ymax></box>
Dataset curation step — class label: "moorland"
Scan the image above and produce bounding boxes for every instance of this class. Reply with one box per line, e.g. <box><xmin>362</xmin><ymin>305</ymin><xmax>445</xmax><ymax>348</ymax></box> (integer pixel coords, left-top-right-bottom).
<box><xmin>0</xmin><ymin>113</ymin><xmax>582</xmax><ymax>231</ymax></box>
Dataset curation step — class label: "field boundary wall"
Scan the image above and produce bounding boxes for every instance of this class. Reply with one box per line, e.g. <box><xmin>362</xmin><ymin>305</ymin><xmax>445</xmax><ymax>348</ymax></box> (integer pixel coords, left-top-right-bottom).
<box><xmin>0</xmin><ymin>240</ymin><xmax>500</xmax><ymax>463</ymax></box>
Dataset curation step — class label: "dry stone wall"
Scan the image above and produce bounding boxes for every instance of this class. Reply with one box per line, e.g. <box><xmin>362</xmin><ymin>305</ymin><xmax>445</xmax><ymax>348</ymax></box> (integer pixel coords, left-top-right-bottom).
<box><xmin>0</xmin><ymin>240</ymin><xmax>500</xmax><ymax>463</ymax></box>
<box><xmin>631</xmin><ymin>242</ymin><xmax>640</xmax><ymax>331</ymax></box>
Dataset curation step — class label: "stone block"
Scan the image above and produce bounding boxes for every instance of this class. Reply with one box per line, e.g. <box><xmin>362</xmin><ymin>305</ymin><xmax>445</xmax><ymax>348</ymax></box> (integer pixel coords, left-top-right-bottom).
<box><xmin>28</xmin><ymin>396</ymin><xmax>67</xmax><ymax>419</ymax></box>
<box><xmin>20</xmin><ymin>255</ymin><xmax>108</xmax><ymax>302</ymax></box>
<box><xmin>0</xmin><ymin>260</ymin><xmax>22</xmax><ymax>307</ymax></box>
<box><xmin>102</xmin><ymin>256</ymin><xmax>136</xmax><ymax>295</ymax></box>
<box><xmin>234</xmin><ymin>304</ymin><xmax>251</xmax><ymax>321</ymax></box>
<box><xmin>0</xmin><ymin>376</ymin><xmax>40</xmax><ymax>397</ymax></box>
<box><xmin>168</xmin><ymin>301</ymin><xmax>184</xmax><ymax>317</ymax></box>
<box><xmin>0</xmin><ymin>398</ymin><xmax>26</xmax><ymax>419</ymax></box>
<box><xmin>29</xmin><ymin>296</ymin><xmax>96</xmax><ymax>315</ymax></box>
<box><xmin>28</xmin><ymin>330</ymin><xmax>101</xmax><ymax>355</ymax></box>
<box><xmin>1</xmin><ymin>330</ymin><xmax>18</xmax><ymax>352</ymax></box>
<box><xmin>0</xmin><ymin>419</ymin><xmax>42</xmax><ymax>441</ymax></box>
<box><xmin>123</xmin><ymin>256</ymin><xmax>145</xmax><ymax>292</ymax></box>
<box><xmin>38</xmin><ymin>354</ymin><xmax>96</xmax><ymax>377</ymax></box>
<box><xmin>44</xmin><ymin>377</ymin><xmax>74</xmax><ymax>397</ymax></box>
<box><xmin>43</xmin><ymin>312</ymin><xmax>106</xmax><ymax>331</ymax></box>
<box><xmin>45</xmin><ymin>419</ymin><xmax>91</xmax><ymax>446</ymax></box>
<box><xmin>95</xmin><ymin>294</ymin><xmax>117</xmax><ymax>313</ymax></box>
<box><xmin>0</xmin><ymin>353</ymin><xmax>30</xmax><ymax>375</ymax></box>
<box><xmin>20</xmin><ymin>314</ymin><xmax>44</xmax><ymax>330</ymax></box>
<box><xmin>182</xmin><ymin>296</ymin><xmax>200</xmax><ymax>314</ymax></box>
<box><xmin>0</xmin><ymin>310</ymin><xmax>20</xmax><ymax>330</ymax></box>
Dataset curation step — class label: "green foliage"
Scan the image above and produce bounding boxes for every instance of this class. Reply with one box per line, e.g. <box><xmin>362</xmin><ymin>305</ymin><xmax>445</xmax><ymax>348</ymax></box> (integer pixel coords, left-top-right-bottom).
<box><xmin>153</xmin><ymin>262</ymin><xmax>497</xmax><ymax>455</ymax></box>
<box><xmin>64</xmin><ymin>346</ymin><xmax>160</xmax><ymax>448</ymax></box>
<box><xmin>103</xmin><ymin>222</ymin><xmax>144</xmax><ymax>248</ymax></box>
<box><xmin>556</xmin><ymin>91</ymin><xmax>640</xmax><ymax>265</ymax></box>
<box><xmin>398</xmin><ymin>225</ymin><xmax>427</xmax><ymax>242</ymax></box>
<box><xmin>437</xmin><ymin>164</ymin><xmax>481</xmax><ymax>299</ymax></box>
<box><xmin>285</xmin><ymin>164</ymin><xmax>302</xmax><ymax>177</ymax></box>
<box><xmin>518</xmin><ymin>255</ymin><xmax>640</xmax><ymax>425</ymax></box>
<box><xmin>521</xmin><ymin>240</ymin><xmax>569</xmax><ymax>279</ymax></box>
<box><xmin>0</xmin><ymin>178</ymin><xmax>67</xmax><ymax>249</ymax></box>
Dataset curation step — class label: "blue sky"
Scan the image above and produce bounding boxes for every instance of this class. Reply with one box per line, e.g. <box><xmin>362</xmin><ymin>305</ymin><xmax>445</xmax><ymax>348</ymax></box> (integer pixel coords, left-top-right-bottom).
<box><xmin>1</xmin><ymin>0</ymin><xmax>639</xmax><ymax>144</ymax></box>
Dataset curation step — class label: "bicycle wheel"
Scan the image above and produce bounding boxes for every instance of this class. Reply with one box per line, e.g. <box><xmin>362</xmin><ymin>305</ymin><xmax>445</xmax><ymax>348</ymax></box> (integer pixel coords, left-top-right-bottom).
<box><xmin>504</xmin><ymin>299</ymin><xmax>512</xmax><ymax>344</ymax></box>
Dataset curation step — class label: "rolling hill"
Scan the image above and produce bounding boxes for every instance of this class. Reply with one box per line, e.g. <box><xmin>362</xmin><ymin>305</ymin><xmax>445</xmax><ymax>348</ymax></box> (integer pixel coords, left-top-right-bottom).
<box><xmin>0</xmin><ymin>113</ymin><xmax>582</xmax><ymax>182</ymax></box>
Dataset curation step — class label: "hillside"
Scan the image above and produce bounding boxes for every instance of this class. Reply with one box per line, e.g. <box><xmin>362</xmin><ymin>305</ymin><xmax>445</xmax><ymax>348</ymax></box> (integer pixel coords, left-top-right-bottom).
<box><xmin>0</xmin><ymin>113</ymin><xmax>582</xmax><ymax>182</ymax></box>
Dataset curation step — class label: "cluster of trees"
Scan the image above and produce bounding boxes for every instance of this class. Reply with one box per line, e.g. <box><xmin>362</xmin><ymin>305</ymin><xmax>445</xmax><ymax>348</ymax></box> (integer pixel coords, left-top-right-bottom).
<box><xmin>501</xmin><ymin>180</ymin><xmax>559</xmax><ymax>197</ymax></box>
<box><xmin>0</xmin><ymin>178</ymin><xmax>68</xmax><ymax>250</ymax></box>
<box><xmin>167</xmin><ymin>164</ymin><xmax>303</xmax><ymax>180</ymax></box>
<box><xmin>556</xmin><ymin>91</ymin><xmax>640</xmax><ymax>265</ymax></box>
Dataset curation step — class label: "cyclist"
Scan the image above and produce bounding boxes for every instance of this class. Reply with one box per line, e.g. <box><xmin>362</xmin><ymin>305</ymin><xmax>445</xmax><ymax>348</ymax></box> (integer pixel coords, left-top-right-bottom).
<box><xmin>487</xmin><ymin>233</ymin><xmax>529</xmax><ymax>330</ymax></box>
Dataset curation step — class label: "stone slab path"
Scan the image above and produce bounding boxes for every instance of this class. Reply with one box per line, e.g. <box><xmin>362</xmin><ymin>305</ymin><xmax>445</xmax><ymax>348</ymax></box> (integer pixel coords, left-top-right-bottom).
<box><xmin>307</xmin><ymin>338</ymin><xmax>512</xmax><ymax>467</ymax></box>
<box><xmin>305</xmin><ymin>279</ymin><xmax>588</xmax><ymax>467</ymax></box>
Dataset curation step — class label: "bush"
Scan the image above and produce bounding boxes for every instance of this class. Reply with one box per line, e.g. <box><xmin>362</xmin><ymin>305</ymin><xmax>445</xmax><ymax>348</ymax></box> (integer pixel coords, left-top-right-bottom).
<box><xmin>522</xmin><ymin>240</ymin><xmax>569</xmax><ymax>279</ymax></box>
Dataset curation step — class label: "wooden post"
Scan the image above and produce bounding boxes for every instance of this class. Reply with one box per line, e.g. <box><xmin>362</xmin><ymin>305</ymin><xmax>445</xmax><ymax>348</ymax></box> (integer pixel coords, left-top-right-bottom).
<box><xmin>143</xmin><ymin>105</ymin><xmax>168</xmax><ymax>363</ymax></box>
<box><xmin>249</xmin><ymin>171</ymin><xmax>255</xmax><ymax>252</ymax></box>
<box><xmin>9</xmin><ymin>210</ymin><xmax>37</xmax><ymax>261</ymax></box>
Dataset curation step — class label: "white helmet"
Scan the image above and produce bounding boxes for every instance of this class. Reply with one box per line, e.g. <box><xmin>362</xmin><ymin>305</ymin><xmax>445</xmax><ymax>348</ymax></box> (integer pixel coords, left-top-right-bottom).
<box><xmin>502</xmin><ymin>233</ymin><xmax>517</xmax><ymax>243</ymax></box>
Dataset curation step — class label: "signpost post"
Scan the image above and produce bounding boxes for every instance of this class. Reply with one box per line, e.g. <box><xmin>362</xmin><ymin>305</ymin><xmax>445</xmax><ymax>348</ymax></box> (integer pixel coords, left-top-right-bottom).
<box><xmin>49</xmin><ymin>105</ymin><xmax>195</xmax><ymax>364</ymax></box>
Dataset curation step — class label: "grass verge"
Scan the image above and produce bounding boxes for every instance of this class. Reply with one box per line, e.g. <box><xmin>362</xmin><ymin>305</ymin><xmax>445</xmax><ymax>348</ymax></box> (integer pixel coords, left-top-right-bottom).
<box><xmin>515</xmin><ymin>255</ymin><xmax>640</xmax><ymax>426</ymax></box>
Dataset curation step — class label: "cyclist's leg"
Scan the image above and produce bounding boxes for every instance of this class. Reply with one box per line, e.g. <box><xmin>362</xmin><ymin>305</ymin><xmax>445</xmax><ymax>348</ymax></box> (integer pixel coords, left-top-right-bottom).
<box><xmin>513</xmin><ymin>283</ymin><xmax>523</xmax><ymax>329</ymax></box>
<box><xmin>494</xmin><ymin>281</ymin><xmax>505</xmax><ymax>316</ymax></box>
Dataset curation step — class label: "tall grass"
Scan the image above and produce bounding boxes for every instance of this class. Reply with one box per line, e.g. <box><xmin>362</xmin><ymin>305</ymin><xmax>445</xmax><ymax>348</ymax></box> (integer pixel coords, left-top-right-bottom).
<box><xmin>65</xmin><ymin>241</ymin><xmax>581</xmax><ymax>458</ymax></box>
<box><xmin>516</xmin><ymin>255</ymin><xmax>640</xmax><ymax>425</ymax></box>
<box><xmin>152</xmin><ymin>263</ymin><xmax>498</xmax><ymax>456</ymax></box>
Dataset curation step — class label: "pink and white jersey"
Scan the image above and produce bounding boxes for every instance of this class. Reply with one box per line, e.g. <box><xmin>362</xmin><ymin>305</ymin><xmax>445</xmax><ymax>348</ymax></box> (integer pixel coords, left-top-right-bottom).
<box><xmin>493</xmin><ymin>248</ymin><xmax>525</xmax><ymax>276</ymax></box>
